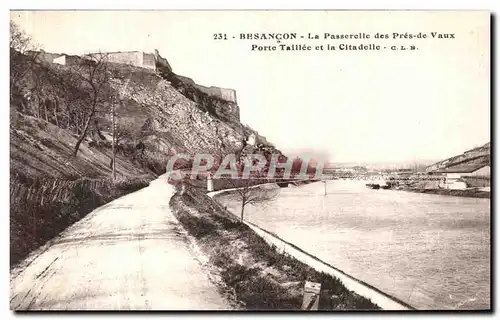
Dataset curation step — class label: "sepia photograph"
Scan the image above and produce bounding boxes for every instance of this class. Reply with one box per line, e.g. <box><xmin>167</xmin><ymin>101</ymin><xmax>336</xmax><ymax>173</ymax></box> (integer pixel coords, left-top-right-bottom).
<box><xmin>9</xmin><ymin>10</ymin><xmax>491</xmax><ymax>311</ymax></box>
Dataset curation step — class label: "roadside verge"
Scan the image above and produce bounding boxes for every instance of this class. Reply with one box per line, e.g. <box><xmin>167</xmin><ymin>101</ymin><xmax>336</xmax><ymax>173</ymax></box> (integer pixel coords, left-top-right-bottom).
<box><xmin>209</xmin><ymin>186</ymin><xmax>415</xmax><ymax>311</ymax></box>
<box><xmin>169</xmin><ymin>183</ymin><xmax>381</xmax><ymax>310</ymax></box>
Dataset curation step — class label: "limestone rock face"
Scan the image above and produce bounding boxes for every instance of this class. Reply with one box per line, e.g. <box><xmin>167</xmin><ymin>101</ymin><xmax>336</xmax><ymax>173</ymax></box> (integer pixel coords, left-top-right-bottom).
<box><xmin>108</xmin><ymin>68</ymin><xmax>248</xmax><ymax>169</ymax></box>
<box><xmin>10</xmin><ymin>49</ymin><xmax>282</xmax><ymax>177</ymax></box>
<box><xmin>167</xmin><ymin>74</ymin><xmax>241</xmax><ymax>123</ymax></box>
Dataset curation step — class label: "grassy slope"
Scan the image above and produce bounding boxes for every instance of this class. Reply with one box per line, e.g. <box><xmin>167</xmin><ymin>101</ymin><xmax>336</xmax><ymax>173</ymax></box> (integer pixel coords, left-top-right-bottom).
<box><xmin>169</xmin><ymin>184</ymin><xmax>379</xmax><ymax>310</ymax></box>
<box><xmin>9</xmin><ymin>54</ymin><xmax>207</xmax><ymax>265</ymax></box>
<box><xmin>9</xmin><ymin>52</ymin><xmax>284</xmax><ymax>269</ymax></box>
<box><xmin>10</xmin><ymin>111</ymin><xmax>151</xmax><ymax>179</ymax></box>
<box><xmin>10</xmin><ymin>57</ymin><xmax>157</xmax><ymax>266</ymax></box>
<box><xmin>9</xmin><ymin>111</ymin><xmax>154</xmax><ymax>266</ymax></box>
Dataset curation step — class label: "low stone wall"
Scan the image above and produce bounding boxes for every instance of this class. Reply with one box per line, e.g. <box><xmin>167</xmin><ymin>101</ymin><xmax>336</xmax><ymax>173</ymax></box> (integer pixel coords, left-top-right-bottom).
<box><xmin>242</xmin><ymin>221</ymin><xmax>414</xmax><ymax>310</ymax></box>
<box><xmin>172</xmin><ymin>184</ymin><xmax>381</xmax><ymax>310</ymax></box>
<box><xmin>208</xmin><ymin>187</ymin><xmax>415</xmax><ymax>311</ymax></box>
<box><xmin>106</xmin><ymin>51</ymin><xmax>144</xmax><ymax>69</ymax></box>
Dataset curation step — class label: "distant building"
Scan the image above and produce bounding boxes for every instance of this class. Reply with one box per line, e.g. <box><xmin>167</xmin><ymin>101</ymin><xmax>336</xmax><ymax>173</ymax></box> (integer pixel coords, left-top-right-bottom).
<box><xmin>27</xmin><ymin>50</ymin><xmax>82</xmax><ymax>66</ymax></box>
<box><xmin>86</xmin><ymin>51</ymin><xmax>156</xmax><ymax>70</ymax></box>
<box><xmin>431</xmin><ymin>163</ymin><xmax>490</xmax><ymax>178</ymax></box>
<box><xmin>337</xmin><ymin>168</ymin><xmax>355</xmax><ymax>174</ymax></box>
<box><xmin>83</xmin><ymin>49</ymin><xmax>172</xmax><ymax>72</ymax></box>
<box><xmin>391</xmin><ymin>168</ymin><xmax>414</xmax><ymax>177</ymax></box>
<box><xmin>28</xmin><ymin>49</ymin><xmax>173</xmax><ymax>73</ymax></box>
<box><xmin>52</xmin><ymin>54</ymin><xmax>82</xmax><ymax>66</ymax></box>
<box><xmin>352</xmin><ymin>166</ymin><xmax>368</xmax><ymax>174</ymax></box>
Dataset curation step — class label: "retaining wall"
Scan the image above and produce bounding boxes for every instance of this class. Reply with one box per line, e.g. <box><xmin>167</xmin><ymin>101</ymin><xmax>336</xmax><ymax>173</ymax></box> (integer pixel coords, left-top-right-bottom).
<box><xmin>208</xmin><ymin>188</ymin><xmax>415</xmax><ymax>311</ymax></box>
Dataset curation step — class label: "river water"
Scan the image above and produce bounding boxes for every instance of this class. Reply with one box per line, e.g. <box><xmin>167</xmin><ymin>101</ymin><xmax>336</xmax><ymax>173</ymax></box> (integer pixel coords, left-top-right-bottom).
<box><xmin>216</xmin><ymin>180</ymin><xmax>490</xmax><ymax>310</ymax></box>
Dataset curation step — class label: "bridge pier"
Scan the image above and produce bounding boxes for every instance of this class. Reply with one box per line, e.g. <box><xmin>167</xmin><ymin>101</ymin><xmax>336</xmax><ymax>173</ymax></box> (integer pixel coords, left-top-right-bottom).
<box><xmin>207</xmin><ymin>174</ymin><xmax>214</xmax><ymax>192</ymax></box>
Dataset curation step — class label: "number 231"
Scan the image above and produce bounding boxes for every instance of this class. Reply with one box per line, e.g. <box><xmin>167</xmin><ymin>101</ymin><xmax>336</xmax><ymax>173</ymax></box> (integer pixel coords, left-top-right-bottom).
<box><xmin>213</xmin><ymin>33</ymin><xmax>227</xmax><ymax>40</ymax></box>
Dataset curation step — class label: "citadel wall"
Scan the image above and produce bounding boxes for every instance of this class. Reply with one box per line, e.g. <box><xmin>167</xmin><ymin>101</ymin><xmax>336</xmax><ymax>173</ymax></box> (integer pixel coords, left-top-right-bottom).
<box><xmin>196</xmin><ymin>85</ymin><xmax>238</xmax><ymax>104</ymax></box>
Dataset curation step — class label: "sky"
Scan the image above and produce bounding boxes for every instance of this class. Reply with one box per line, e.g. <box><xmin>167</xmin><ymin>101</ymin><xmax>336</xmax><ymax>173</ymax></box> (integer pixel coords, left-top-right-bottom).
<box><xmin>10</xmin><ymin>11</ymin><xmax>490</xmax><ymax>164</ymax></box>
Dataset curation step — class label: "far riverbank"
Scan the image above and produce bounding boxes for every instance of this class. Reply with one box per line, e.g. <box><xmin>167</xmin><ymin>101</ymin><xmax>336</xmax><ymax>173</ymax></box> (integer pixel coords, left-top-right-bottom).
<box><xmin>214</xmin><ymin>179</ymin><xmax>490</xmax><ymax>310</ymax></box>
<box><xmin>401</xmin><ymin>187</ymin><xmax>490</xmax><ymax>198</ymax></box>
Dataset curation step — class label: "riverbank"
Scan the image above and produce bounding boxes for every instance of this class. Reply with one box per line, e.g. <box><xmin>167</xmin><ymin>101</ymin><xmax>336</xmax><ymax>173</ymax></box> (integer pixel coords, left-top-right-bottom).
<box><xmin>213</xmin><ymin>179</ymin><xmax>490</xmax><ymax>310</ymax></box>
<box><xmin>210</xmin><ymin>184</ymin><xmax>414</xmax><ymax>310</ymax></box>
<box><xmin>169</xmin><ymin>184</ymin><xmax>380</xmax><ymax>310</ymax></box>
<box><xmin>401</xmin><ymin>188</ymin><xmax>490</xmax><ymax>198</ymax></box>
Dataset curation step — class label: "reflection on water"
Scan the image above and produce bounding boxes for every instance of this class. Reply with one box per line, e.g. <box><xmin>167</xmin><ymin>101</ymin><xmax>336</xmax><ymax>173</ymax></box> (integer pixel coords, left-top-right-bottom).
<box><xmin>217</xmin><ymin>180</ymin><xmax>490</xmax><ymax>310</ymax></box>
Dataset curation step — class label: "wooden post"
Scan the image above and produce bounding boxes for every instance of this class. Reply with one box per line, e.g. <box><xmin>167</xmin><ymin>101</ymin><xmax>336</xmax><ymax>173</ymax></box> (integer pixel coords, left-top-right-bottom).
<box><xmin>301</xmin><ymin>281</ymin><xmax>321</xmax><ymax>310</ymax></box>
<box><xmin>322</xmin><ymin>180</ymin><xmax>327</xmax><ymax>195</ymax></box>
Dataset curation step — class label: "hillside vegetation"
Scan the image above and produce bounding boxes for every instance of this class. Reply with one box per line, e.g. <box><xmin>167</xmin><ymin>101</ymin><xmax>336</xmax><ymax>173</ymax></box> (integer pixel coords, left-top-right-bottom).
<box><xmin>10</xmin><ymin>38</ymin><xmax>280</xmax><ymax>266</ymax></box>
<box><xmin>426</xmin><ymin>142</ymin><xmax>490</xmax><ymax>172</ymax></box>
<box><xmin>170</xmin><ymin>184</ymin><xmax>379</xmax><ymax>310</ymax></box>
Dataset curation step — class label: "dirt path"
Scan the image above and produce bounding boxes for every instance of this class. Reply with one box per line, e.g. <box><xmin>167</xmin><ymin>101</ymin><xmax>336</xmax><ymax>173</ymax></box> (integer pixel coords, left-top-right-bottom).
<box><xmin>10</xmin><ymin>175</ymin><xmax>233</xmax><ymax>310</ymax></box>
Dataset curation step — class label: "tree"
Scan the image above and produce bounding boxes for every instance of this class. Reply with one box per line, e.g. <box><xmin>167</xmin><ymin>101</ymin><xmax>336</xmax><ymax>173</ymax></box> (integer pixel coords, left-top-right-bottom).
<box><xmin>10</xmin><ymin>21</ymin><xmax>34</xmax><ymax>53</ymax></box>
<box><xmin>10</xmin><ymin>21</ymin><xmax>40</xmax><ymax>100</ymax></box>
<box><xmin>107</xmin><ymin>71</ymin><xmax>148</xmax><ymax>180</ymax></box>
<box><xmin>231</xmin><ymin>176</ymin><xmax>278</xmax><ymax>221</ymax></box>
<box><xmin>68</xmin><ymin>52</ymin><xmax>112</xmax><ymax>157</ymax></box>
<box><xmin>225</xmin><ymin>154</ymin><xmax>278</xmax><ymax>221</ymax></box>
<box><xmin>30</xmin><ymin>62</ymin><xmax>61</xmax><ymax>122</ymax></box>
<box><xmin>53</xmin><ymin>69</ymin><xmax>91</xmax><ymax>133</ymax></box>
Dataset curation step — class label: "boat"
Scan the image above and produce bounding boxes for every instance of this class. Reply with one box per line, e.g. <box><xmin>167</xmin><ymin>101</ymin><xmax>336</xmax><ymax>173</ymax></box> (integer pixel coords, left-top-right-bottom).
<box><xmin>365</xmin><ymin>183</ymin><xmax>380</xmax><ymax>189</ymax></box>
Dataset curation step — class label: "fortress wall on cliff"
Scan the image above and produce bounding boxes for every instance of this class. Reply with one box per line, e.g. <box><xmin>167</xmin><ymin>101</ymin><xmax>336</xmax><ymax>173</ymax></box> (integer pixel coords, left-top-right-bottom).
<box><xmin>103</xmin><ymin>51</ymin><xmax>155</xmax><ymax>71</ymax></box>
<box><xmin>142</xmin><ymin>53</ymin><xmax>156</xmax><ymax>70</ymax></box>
<box><xmin>35</xmin><ymin>51</ymin><xmax>62</xmax><ymax>64</ymax></box>
<box><xmin>174</xmin><ymin>74</ymin><xmax>240</xmax><ymax>122</ymax></box>
<box><xmin>217</xmin><ymin>88</ymin><xmax>237</xmax><ymax>104</ymax></box>
<box><xmin>99</xmin><ymin>50</ymin><xmax>171</xmax><ymax>73</ymax></box>
<box><xmin>194</xmin><ymin>84</ymin><xmax>239</xmax><ymax>122</ymax></box>
<box><xmin>83</xmin><ymin>49</ymin><xmax>239</xmax><ymax>122</ymax></box>
<box><xmin>196</xmin><ymin>85</ymin><xmax>237</xmax><ymax>104</ymax></box>
<box><xmin>106</xmin><ymin>52</ymin><xmax>142</xmax><ymax>67</ymax></box>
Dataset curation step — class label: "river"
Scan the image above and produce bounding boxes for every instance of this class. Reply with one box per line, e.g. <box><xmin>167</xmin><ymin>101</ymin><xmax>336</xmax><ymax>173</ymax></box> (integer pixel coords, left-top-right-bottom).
<box><xmin>215</xmin><ymin>180</ymin><xmax>490</xmax><ymax>310</ymax></box>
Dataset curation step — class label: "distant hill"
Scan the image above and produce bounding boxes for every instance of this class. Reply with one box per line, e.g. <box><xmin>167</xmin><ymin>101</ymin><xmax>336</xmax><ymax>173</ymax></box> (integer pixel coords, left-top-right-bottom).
<box><xmin>425</xmin><ymin>142</ymin><xmax>490</xmax><ymax>172</ymax></box>
<box><xmin>323</xmin><ymin>160</ymin><xmax>437</xmax><ymax>172</ymax></box>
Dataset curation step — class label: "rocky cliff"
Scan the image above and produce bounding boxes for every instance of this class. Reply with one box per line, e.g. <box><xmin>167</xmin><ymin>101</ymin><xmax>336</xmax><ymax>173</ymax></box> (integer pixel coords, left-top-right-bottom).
<box><xmin>10</xmin><ymin>47</ymin><xmax>287</xmax><ymax>267</ymax></box>
<box><xmin>10</xmin><ymin>49</ymin><xmax>282</xmax><ymax>179</ymax></box>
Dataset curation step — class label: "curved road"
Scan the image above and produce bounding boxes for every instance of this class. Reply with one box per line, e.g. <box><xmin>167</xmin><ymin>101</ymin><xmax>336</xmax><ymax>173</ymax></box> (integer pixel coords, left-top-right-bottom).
<box><xmin>10</xmin><ymin>175</ymin><xmax>232</xmax><ymax>310</ymax></box>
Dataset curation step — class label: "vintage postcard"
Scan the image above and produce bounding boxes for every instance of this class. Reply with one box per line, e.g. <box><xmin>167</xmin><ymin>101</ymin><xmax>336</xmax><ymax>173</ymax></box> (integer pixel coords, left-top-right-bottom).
<box><xmin>9</xmin><ymin>10</ymin><xmax>490</xmax><ymax>311</ymax></box>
